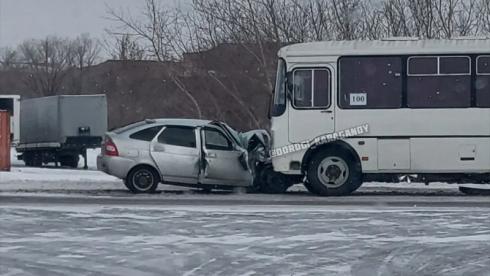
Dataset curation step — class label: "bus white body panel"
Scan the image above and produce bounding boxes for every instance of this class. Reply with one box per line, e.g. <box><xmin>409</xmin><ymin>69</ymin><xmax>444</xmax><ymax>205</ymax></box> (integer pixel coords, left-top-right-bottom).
<box><xmin>271</xmin><ymin>39</ymin><xmax>490</xmax><ymax>180</ymax></box>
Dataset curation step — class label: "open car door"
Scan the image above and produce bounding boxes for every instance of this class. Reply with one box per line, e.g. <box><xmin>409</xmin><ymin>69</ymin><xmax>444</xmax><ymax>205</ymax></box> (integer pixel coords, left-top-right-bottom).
<box><xmin>199</xmin><ymin>126</ymin><xmax>253</xmax><ymax>187</ymax></box>
<box><xmin>150</xmin><ymin>126</ymin><xmax>200</xmax><ymax>185</ymax></box>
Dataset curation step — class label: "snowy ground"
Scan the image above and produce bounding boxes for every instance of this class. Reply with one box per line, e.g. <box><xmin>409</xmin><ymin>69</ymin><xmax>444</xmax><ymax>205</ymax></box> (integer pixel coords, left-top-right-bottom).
<box><xmin>2</xmin><ymin>147</ymin><xmax>490</xmax><ymax>275</ymax></box>
<box><xmin>2</xmin><ymin>204</ymin><xmax>490</xmax><ymax>276</ymax></box>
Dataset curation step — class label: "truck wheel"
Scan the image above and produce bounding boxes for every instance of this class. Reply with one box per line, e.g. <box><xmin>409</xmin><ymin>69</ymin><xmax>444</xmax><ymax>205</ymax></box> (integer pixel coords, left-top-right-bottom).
<box><xmin>24</xmin><ymin>158</ymin><xmax>33</xmax><ymax>167</ymax></box>
<box><xmin>306</xmin><ymin>148</ymin><xmax>362</xmax><ymax>196</ymax></box>
<box><xmin>60</xmin><ymin>155</ymin><xmax>79</xmax><ymax>168</ymax></box>
<box><xmin>125</xmin><ymin>166</ymin><xmax>160</xmax><ymax>194</ymax></box>
<box><xmin>24</xmin><ymin>153</ymin><xmax>42</xmax><ymax>167</ymax></box>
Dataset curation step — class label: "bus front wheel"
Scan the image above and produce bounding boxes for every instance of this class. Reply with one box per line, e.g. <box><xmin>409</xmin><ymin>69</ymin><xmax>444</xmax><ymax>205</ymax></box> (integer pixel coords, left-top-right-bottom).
<box><xmin>306</xmin><ymin>148</ymin><xmax>362</xmax><ymax>196</ymax></box>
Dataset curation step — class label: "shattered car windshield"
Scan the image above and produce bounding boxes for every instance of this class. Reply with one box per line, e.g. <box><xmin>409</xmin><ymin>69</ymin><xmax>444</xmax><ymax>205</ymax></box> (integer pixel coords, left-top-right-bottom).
<box><xmin>210</xmin><ymin>122</ymin><xmax>242</xmax><ymax>147</ymax></box>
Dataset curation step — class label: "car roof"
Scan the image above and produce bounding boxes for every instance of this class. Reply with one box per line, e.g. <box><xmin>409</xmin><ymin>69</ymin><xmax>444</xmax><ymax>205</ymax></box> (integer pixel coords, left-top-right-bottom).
<box><xmin>112</xmin><ymin>118</ymin><xmax>214</xmax><ymax>134</ymax></box>
<box><xmin>150</xmin><ymin>118</ymin><xmax>212</xmax><ymax>127</ymax></box>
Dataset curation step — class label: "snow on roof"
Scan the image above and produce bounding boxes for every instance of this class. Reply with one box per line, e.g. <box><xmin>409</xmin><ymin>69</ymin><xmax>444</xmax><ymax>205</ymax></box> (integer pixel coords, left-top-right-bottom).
<box><xmin>279</xmin><ymin>38</ymin><xmax>490</xmax><ymax>57</ymax></box>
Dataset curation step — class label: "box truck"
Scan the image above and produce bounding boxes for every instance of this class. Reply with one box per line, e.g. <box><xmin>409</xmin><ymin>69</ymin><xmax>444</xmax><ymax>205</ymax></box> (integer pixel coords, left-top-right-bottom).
<box><xmin>16</xmin><ymin>95</ymin><xmax>108</xmax><ymax>169</ymax></box>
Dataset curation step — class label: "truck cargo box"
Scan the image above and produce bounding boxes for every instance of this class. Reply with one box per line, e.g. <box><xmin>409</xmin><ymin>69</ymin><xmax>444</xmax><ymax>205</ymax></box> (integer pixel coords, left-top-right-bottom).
<box><xmin>19</xmin><ymin>95</ymin><xmax>107</xmax><ymax>145</ymax></box>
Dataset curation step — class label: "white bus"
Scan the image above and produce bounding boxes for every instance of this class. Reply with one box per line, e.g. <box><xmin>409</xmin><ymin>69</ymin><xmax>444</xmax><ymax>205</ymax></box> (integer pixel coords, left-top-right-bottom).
<box><xmin>270</xmin><ymin>38</ymin><xmax>490</xmax><ymax>196</ymax></box>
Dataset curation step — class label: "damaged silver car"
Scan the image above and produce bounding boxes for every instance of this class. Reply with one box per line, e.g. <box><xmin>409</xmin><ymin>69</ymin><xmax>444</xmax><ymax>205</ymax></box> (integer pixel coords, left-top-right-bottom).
<box><xmin>97</xmin><ymin>119</ymin><xmax>292</xmax><ymax>193</ymax></box>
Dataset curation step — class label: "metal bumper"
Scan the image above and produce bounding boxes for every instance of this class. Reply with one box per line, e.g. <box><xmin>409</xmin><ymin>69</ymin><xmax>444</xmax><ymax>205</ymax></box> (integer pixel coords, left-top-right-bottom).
<box><xmin>97</xmin><ymin>154</ymin><xmax>135</xmax><ymax>180</ymax></box>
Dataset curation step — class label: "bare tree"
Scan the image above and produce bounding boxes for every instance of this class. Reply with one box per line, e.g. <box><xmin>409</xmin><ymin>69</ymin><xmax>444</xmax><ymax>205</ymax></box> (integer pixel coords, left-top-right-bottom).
<box><xmin>19</xmin><ymin>37</ymin><xmax>74</xmax><ymax>96</ymax></box>
<box><xmin>106</xmin><ymin>0</ymin><xmax>183</xmax><ymax>61</ymax></box>
<box><xmin>0</xmin><ymin>47</ymin><xmax>20</xmax><ymax>69</ymax></box>
<box><xmin>328</xmin><ymin>0</ymin><xmax>362</xmax><ymax>40</ymax></box>
<box><xmin>481</xmin><ymin>0</ymin><xmax>490</xmax><ymax>33</ymax></box>
<box><xmin>69</xmin><ymin>33</ymin><xmax>101</xmax><ymax>93</ymax></box>
<box><xmin>104</xmin><ymin>34</ymin><xmax>147</xmax><ymax>61</ymax></box>
<box><xmin>382</xmin><ymin>0</ymin><xmax>414</xmax><ymax>37</ymax></box>
<box><xmin>408</xmin><ymin>0</ymin><xmax>437</xmax><ymax>38</ymax></box>
<box><xmin>71</xmin><ymin>33</ymin><xmax>101</xmax><ymax>69</ymax></box>
<box><xmin>358</xmin><ymin>0</ymin><xmax>385</xmax><ymax>39</ymax></box>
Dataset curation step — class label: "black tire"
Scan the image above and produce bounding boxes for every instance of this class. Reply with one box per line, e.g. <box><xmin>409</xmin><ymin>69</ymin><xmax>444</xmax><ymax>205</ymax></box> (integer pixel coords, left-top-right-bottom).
<box><xmin>60</xmin><ymin>155</ymin><xmax>79</xmax><ymax>168</ymax></box>
<box><xmin>306</xmin><ymin>148</ymin><xmax>362</xmax><ymax>196</ymax></box>
<box><xmin>125</xmin><ymin>166</ymin><xmax>160</xmax><ymax>194</ymax></box>
<box><xmin>256</xmin><ymin>164</ymin><xmax>292</xmax><ymax>194</ymax></box>
<box><xmin>303</xmin><ymin>180</ymin><xmax>322</xmax><ymax>195</ymax></box>
<box><xmin>24</xmin><ymin>159</ymin><xmax>34</xmax><ymax>167</ymax></box>
<box><xmin>24</xmin><ymin>153</ymin><xmax>34</xmax><ymax>167</ymax></box>
<box><xmin>25</xmin><ymin>153</ymin><xmax>42</xmax><ymax>167</ymax></box>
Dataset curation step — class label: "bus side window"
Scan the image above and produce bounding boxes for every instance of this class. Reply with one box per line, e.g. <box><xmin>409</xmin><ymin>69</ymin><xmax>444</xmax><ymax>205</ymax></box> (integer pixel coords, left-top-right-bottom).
<box><xmin>292</xmin><ymin>69</ymin><xmax>330</xmax><ymax>109</ymax></box>
<box><xmin>339</xmin><ymin>56</ymin><xmax>403</xmax><ymax>109</ymax></box>
<box><xmin>476</xmin><ymin>56</ymin><xmax>490</xmax><ymax>108</ymax></box>
<box><xmin>407</xmin><ymin>56</ymin><xmax>471</xmax><ymax>108</ymax></box>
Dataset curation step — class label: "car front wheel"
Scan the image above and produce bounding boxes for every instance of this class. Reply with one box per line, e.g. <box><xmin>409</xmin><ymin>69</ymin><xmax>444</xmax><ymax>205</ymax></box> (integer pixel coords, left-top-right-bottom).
<box><xmin>306</xmin><ymin>148</ymin><xmax>362</xmax><ymax>196</ymax></box>
<box><xmin>125</xmin><ymin>166</ymin><xmax>160</xmax><ymax>194</ymax></box>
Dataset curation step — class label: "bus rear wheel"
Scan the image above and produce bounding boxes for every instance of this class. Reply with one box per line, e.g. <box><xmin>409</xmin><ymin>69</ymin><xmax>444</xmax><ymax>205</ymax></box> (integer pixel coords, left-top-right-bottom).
<box><xmin>306</xmin><ymin>148</ymin><xmax>362</xmax><ymax>196</ymax></box>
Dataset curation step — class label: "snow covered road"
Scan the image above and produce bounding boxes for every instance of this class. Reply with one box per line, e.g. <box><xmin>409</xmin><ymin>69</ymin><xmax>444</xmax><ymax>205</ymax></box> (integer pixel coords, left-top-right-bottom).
<box><xmin>1</xmin><ymin>204</ymin><xmax>490</xmax><ymax>276</ymax></box>
<box><xmin>2</xmin><ymin>148</ymin><xmax>490</xmax><ymax>275</ymax></box>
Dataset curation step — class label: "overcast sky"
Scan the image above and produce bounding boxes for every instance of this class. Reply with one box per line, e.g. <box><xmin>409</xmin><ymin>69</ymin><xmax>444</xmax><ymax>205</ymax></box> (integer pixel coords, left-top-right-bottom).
<box><xmin>0</xmin><ymin>0</ymin><xmax>178</xmax><ymax>48</ymax></box>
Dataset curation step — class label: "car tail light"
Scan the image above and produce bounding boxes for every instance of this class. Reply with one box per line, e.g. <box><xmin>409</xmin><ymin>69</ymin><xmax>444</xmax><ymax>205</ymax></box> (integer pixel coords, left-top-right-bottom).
<box><xmin>105</xmin><ymin>137</ymin><xmax>119</xmax><ymax>157</ymax></box>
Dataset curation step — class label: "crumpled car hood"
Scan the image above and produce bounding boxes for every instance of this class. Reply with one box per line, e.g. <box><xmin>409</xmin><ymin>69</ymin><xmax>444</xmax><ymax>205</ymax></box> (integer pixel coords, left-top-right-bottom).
<box><xmin>238</xmin><ymin>129</ymin><xmax>271</xmax><ymax>164</ymax></box>
<box><xmin>238</xmin><ymin>130</ymin><xmax>270</xmax><ymax>150</ymax></box>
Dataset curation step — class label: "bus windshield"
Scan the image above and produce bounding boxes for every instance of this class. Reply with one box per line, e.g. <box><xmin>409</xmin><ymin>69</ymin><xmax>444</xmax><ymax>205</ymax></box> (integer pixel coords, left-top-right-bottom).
<box><xmin>271</xmin><ymin>59</ymin><xmax>287</xmax><ymax>117</ymax></box>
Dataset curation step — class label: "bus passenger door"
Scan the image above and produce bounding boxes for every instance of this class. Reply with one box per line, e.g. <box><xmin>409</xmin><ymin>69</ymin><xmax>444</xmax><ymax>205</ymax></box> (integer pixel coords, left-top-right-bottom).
<box><xmin>288</xmin><ymin>67</ymin><xmax>335</xmax><ymax>143</ymax></box>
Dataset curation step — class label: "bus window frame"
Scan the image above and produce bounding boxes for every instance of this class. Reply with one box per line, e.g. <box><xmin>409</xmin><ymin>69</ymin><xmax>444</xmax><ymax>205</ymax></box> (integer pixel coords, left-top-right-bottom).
<box><xmin>290</xmin><ymin>67</ymin><xmax>332</xmax><ymax>110</ymax></box>
<box><xmin>476</xmin><ymin>55</ymin><xmax>490</xmax><ymax>75</ymax></box>
<box><xmin>337</xmin><ymin>55</ymin><xmax>404</xmax><ymax>110</ymax></box>
<box><xmin>337</xmin><ymin>54</ymin><xmax>480</xmax><ymax>110</ymax></box>
<box><xmin>407</xmin><ymin>55</ymin><xmax>471</xmax><ymax>77</ymax></box>
<box><xmin>270</xmin><ymin>58</ymin><xmax>287</xmax><ymax>117</ymax></box>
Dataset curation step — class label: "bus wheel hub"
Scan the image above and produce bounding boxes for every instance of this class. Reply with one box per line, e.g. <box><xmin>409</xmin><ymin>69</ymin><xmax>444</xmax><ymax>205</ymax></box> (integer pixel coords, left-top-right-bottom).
<box><xmin>326</xmin><ymin>165</ymin><xmax>341</xmax><ymax>180</ymax></box>
<box><xmin>318</xmin><ymin>157</ymin><xmax>349</xmax><ymax>188</ymax></box>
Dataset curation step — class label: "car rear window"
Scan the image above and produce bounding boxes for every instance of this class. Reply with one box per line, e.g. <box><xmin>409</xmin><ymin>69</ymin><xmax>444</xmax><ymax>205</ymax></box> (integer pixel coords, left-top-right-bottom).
<box><xmin>129</xmin><ymin>126</ymin><xmax>163</xmax><ymax>141</ymax></box>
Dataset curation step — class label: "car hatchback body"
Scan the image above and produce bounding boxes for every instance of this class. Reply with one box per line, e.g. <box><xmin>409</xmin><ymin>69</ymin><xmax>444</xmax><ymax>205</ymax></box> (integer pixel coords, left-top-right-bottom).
<box><xmin>97</xmin><ymin>119</ymin><xmax>272</xmax><ymax>193</ymax></box>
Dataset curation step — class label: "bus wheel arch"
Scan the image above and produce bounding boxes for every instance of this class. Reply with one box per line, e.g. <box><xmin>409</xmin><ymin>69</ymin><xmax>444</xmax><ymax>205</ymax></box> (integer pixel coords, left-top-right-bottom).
<box><xmin>301</xmin><ymin>141</ymin><xmax>363</xmax><ymax>196</ymax></box>
<box><xmin>301</xmin><ymin>141</ymin><xmax>362</xmax><ymax>174</ymax></box>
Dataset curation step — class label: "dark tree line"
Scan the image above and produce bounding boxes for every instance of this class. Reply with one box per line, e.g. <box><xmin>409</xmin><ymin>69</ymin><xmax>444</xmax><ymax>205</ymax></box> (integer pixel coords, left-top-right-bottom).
<box><xmin>2</xmin><ymin>0</ymin><xmax>490</xmax><ymax>120</ymax></box>
<box><xmin>0</xmin><ymin>34</ymin><xmax>100</xmax><ymax>96</ymax></box>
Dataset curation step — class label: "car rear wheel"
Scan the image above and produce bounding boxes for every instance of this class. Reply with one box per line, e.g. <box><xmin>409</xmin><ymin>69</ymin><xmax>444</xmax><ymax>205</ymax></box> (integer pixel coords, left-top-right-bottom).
<box><xmin>126</xmin><ymin>166</ymin><xmax>160</xmax><ymax>194</ymax></box>
<box><xmin>306</xmin><ymin>148</ymin><xmax>362</xmax><ymax>196</ymax></box>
